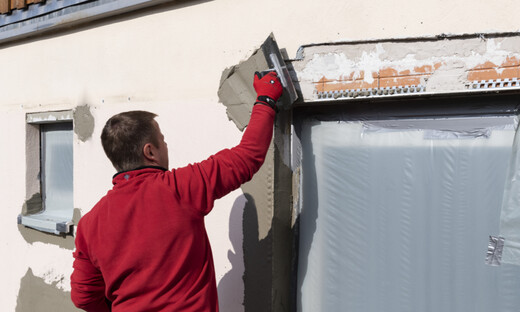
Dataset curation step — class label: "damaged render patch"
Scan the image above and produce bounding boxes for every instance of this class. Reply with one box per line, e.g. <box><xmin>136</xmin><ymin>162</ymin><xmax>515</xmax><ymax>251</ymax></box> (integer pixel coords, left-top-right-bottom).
<box><xmin>73</xmin><ymin>104</ymin><xmax>95</xmax><ymax>142</ymax></box>
<box><xmin>425</xmin><ymin>61</ymin><xmax>467</xmax><ymax>92</ymax></box>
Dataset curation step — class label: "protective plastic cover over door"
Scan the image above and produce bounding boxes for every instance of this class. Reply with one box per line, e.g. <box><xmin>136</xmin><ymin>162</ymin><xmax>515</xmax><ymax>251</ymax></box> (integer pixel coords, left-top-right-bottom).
<box><xmin>298</xmin><ymin>116</ymin><xmax>520</xmax><ymax>312</ymax></box>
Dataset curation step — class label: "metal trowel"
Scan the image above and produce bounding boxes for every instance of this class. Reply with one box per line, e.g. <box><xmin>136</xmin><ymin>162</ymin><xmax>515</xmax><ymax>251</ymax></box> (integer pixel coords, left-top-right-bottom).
<box><xmin>259</xmin><ymin>34</ymin><xmax>298</xmax><ymax>109</ymax></box>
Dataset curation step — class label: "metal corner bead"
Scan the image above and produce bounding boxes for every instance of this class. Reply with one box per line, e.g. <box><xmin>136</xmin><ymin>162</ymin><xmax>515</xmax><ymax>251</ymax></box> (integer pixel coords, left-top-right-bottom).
<box><xmin>469</xmin><ymin>78</ymin><xmax>520</xmax><ymax>90</ymax></box>
<box><xmin>316</xmin><ymin>84</ymin><xmax>427</xmax><ymax>100</ymax></box>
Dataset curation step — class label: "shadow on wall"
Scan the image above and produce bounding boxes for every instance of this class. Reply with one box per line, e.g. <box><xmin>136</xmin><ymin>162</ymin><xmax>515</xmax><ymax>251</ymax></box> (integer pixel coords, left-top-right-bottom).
<box><xmin>218</xmin><ymin>193</ymin><xmax>272</xmax><ymax>312</ymax></box>
<box><xmin>16</xmin><ymin>268</ymin><xmax>80</xmax><ymax>312</ymax></box>
<box><xmin>217</xmin><ymin>195</ymin><xmax>246</xmax><ymax>312</ymax></box>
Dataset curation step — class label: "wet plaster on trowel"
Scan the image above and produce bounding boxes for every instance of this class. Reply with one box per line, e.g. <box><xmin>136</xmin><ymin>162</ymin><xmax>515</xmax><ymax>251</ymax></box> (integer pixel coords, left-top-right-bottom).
<box><xmin>293</xmin><ymin>36</ymin><xmax>520</xmax><ymax>101</ymax></box>
<box><xmin>73</xmin><ymin>104</ymin><xmax>95</xmax><ymax>142</ymax></box>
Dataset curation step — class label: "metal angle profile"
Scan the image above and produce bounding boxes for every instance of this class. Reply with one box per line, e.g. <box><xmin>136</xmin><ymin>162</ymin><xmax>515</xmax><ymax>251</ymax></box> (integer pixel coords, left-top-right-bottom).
<box><xmin>468</xmin><ymin>78</ymin><xmax>520</xmax><ymax>90</ymax></box>
<box><xmin>316</xmin><ymin>84</ymin><xmax>427</xmax><ymax>100</ymax></box>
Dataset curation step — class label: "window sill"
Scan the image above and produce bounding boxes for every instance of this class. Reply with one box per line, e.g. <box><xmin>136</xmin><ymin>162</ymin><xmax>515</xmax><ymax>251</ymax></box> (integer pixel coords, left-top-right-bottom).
<box><xmin>18</xmin><ymin>213</ymin><xmax>73</xmax><ymax>235</ymax></box>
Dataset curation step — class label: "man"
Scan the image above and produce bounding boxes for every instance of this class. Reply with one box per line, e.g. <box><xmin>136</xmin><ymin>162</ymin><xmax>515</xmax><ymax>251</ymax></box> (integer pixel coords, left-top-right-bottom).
<box><xmin>71</xmin><ymin>72</ymin><xmax>282</xmax><ymax>311</ymax></box>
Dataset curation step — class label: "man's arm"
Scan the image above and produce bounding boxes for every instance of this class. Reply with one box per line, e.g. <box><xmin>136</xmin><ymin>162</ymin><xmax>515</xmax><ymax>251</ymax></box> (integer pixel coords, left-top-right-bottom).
<box><xmin>71</xmin><ymin>222</ymin><xmax>111</xmax><ymax>312</ymax></box>
<box><xmin>171</xmin><ymin>72</ymin><xmax>283</xmax><ymax>215</ymax></box>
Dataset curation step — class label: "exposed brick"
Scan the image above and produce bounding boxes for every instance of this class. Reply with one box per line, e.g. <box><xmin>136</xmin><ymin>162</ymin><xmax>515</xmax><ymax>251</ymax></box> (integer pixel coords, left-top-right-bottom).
<box><xmin>332</xmin><ymin>80</ymin><xmax>377</xmax><ymax>91</ymax></box>
<box><xmin>314</xmin><ymin>82</ymin><xmax>325</xmax><ymax>93</ymax></box>
<box><xmin>471</xmin><ymin>61</ymin><xmax>498</xmax><ymax>71</ymax></box>
<box><xmin>379</xmin><ymin>67</ymin><xmax>399</xmax><ymax>78</ymax></box>
<box><xmin>320</xmin><ymin>71</ymin><xmax>378</xmax><ymax>83</ymax></box>
<box><xmin>502</xmin><ymin>56</ymin><xmax>520</xmax><ymax>67</ymax></box>
<box><xmin>317</xmin><ymin>76</ymin><xmax>330</xmax><ymax>83</ymax></box>
<box><xmin>316</xmin><ymin>80</ymin><xmax>379</xmax><ymax>93</ymax></box>
<box><xmin>379</xmin><ymin>64</ymin><xmax>438</xmax><ymax>79</ymax></box>
<box><xmin>467</xmin><ymin>67</ymin><xmax>519</xmax><ymax>82</ymax></box>
<box><xmin>338</xmin><ymin>72</ymin><xmax>356</xmax><ymax>81</ymax></box>
<box><xmin>380</xmin><ymin>76</ymin><xmax>423</xmax><ymax>88</ymax></box>
<box><xmin>413</xmin><ymin>64</ymin><xmax>436</xmax><ymax>74</ymax></box>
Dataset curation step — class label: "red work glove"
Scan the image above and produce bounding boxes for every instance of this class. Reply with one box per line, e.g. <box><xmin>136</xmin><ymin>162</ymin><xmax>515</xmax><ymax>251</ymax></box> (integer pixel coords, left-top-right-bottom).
<box><xmin>254</xmin><ymin>71</ymin><xmax>283</xmax><ymax>110</ymax></box>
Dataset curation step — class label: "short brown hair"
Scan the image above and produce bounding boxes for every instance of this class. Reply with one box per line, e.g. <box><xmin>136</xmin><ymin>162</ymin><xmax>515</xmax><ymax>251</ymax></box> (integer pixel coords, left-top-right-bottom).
<box><xmin>101</xmin><ymin>111</ymin><xmax>159</xmax><ymax>172</ymax></box>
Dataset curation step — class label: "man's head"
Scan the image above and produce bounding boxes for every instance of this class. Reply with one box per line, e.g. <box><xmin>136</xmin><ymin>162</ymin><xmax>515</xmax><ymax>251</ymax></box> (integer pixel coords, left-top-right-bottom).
<box><xmin>101</xmin><ymin>111</ymin><xmax>169</xmax><ymax>172</ymax></box>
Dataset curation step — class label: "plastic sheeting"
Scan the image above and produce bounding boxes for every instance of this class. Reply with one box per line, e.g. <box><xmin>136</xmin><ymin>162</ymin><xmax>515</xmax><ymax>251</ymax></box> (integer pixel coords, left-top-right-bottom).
<box><xmin>298</xmin><ymin>116</ymin><xmax>520</xmax><ymax>312</ymax></box>
<box><xmin>41</xmin><ymin>122</ymin><xmax>74</xmax><ymax>220</ymax></box>
<box><xmin>500</xmin><ymin>120</ymin><xmax>520</xmax><ymax>265</ymax></box>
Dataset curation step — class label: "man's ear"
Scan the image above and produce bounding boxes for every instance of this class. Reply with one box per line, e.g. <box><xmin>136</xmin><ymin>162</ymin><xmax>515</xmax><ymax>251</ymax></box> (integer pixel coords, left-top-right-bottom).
<box><xmin>143</xmin><ymin>143</ymin><xmax>157</xmax><ymax>164</ymax></box>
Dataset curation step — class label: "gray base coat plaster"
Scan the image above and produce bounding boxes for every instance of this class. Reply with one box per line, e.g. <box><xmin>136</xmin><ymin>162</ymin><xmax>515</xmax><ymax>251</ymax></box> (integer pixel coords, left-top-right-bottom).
<box><xmin>219</xmin><ymin>39</ymin><xmax>296</xmax><ymax>311</ymax></box>
<box><xmin>241</xmin><ymin>147</ymin><xmax>275</xmax><ymax>312</ymax></box>
<box><xmin>16</xmin><ymin>268</ymin><xmax>80</xmax><ymax>312</ymax></box>
<box><xmin>22</xmin><ymin>192</ymin><xmax>42</xmax><ymax>215</ymax></box>
<box><xmin>25</xmin><ymin>124</ymin><xmax>41</xmax><ymax>198</ymax></box>
<box><xmin>73</xmin><ymin>104</ymin><xmax>95</xmax><ymax>142</ymax></box>
<box><xmin>241</xmin><ymin>192</ymin><xmax>273</xmax><ymax>312</ymax></box>
<box><xmin>271</xmin><ymin>113</ymin><xmax>295</xmax><ymax>311</ymax></box>
<box><xmin>218</xmin><ymin>48</ymin><xmax>268</xmax><ymax>131</ymax></box>
<box><xmin>239</xmin><ymin>117</ymin><xmax>295</xmax><ymax>312</ymax></box>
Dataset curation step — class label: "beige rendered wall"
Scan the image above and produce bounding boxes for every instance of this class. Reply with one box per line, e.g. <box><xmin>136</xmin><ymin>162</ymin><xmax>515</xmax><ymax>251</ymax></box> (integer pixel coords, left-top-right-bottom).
<box><xmin>0</xmin><ymin>0</ymin><xmax>519</xmax><ymax>310</ymax></box>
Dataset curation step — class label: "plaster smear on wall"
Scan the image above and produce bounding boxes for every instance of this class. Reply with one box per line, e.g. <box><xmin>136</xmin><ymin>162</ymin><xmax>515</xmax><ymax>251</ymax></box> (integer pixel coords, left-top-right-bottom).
<box><xmin>296</xmin><ymin>38</ymin><xmax>520</xmax><ymax>99</ymax></box>
<box><xmin>300</xmin><ymin>44</ymin><xmax>386</xmax><ymax>83</ymax></box>
<box><xmin>23</xmin><ymin>242</ymin><xmax>73</xmax><ymax>292</ymax></box>
<box><xmin>73</xmin><ymin>104</ymin><xmax>95</xmax><ymax>142</ymax></box>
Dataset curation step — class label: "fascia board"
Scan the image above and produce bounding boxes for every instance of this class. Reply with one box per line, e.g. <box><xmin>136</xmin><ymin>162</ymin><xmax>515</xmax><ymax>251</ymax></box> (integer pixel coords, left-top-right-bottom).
<box><xmin>0</xmin><ymin>0</ymin><xmax>174</xmax><ymax>46</ymax></box>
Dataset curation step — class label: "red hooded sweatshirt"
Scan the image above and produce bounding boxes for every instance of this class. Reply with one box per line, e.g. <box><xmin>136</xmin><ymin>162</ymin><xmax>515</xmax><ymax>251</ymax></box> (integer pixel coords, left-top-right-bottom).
<box><xmin>71</xmin><ymin>105</ymin><xmax>275</xmax><ymax>311</ymax></box>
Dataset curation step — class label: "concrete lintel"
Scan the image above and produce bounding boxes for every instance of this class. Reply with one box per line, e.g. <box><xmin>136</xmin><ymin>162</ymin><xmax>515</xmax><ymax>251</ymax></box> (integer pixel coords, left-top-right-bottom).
<box><xmin>27</xmin><ymin>110</ymin><xmax>73</xmax><ymax>124</ymax></box>
<box><xmin>291</xmin><ymin>33</ymin><xmax>520</xmax><ymax>103</ymax></box>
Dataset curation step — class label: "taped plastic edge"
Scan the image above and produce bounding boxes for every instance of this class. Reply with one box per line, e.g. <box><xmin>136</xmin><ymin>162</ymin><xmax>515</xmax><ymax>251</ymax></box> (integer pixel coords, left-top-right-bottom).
<box><xmin>362</xmin><ymin>116</ymin><xmax>517</xmax><ymax>139</ymax></box>
<box><xmin>499</xmin><ymin>116</ymin><xmax>520</xmax><ymax>266</ymax></box>
<box><xmin>486</xmin><ymin>235</ymin><xmax>505</xmax><ymax>266</ymax></box>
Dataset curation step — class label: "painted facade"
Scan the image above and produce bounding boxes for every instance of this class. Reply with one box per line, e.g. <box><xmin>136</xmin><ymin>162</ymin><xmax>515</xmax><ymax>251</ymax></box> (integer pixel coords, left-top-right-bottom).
<box><xmin>1</xmin><ymin>0</ymin><xmax>520</xmax><ymax>311</ymax></box>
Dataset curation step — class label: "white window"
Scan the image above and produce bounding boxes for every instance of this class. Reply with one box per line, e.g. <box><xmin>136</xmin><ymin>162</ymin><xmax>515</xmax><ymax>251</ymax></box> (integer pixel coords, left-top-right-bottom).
<box><xmin>19</xmin><ymin>111</ymin><xmax>74</xmax><ymax>235</ymax></box>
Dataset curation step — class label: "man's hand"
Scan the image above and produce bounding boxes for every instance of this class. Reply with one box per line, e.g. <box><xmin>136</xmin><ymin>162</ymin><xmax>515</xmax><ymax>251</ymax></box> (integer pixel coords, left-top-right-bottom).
<box><xmin>254</xmin><ymin>71</ymin><xmax>283</xmax><ymax>110</ymax></box>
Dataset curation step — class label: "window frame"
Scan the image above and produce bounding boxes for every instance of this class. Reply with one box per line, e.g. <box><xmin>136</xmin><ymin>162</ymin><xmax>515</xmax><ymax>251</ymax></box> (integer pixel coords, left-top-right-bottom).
<box><xmin>291</xmin><ymin>93</ymin><xmax>520</xmax><ymax>311</ymax></box>
<box><xmin>18</xmin><ymin>110</ymin><xmax>74</xmax><ymax>235</ymax></box>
